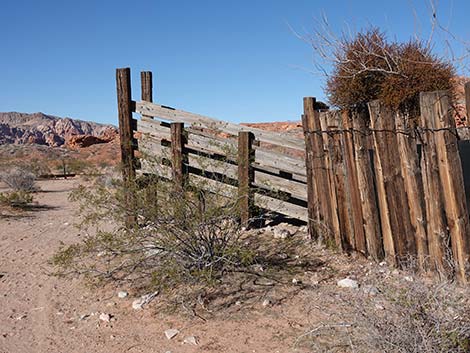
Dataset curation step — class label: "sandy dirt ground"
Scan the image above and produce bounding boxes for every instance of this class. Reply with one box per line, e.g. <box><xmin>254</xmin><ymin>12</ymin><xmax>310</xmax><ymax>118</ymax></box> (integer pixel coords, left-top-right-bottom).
<box><xmin>2</xmin><ymin>178</ymin><xmax>441</xmax><ymax>353</ymax></box>
<box><xmin>0</xmin><ymin>179</ymin><xmax>321</xmax><ymax>353</ymax></box>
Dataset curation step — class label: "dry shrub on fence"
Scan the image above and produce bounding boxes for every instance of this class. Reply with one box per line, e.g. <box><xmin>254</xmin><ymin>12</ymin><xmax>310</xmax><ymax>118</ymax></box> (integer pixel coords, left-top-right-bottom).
<box><xmin>324</xmin><ymin>27</ymin><xmax>455</xmax><ymax>114</ymax></box>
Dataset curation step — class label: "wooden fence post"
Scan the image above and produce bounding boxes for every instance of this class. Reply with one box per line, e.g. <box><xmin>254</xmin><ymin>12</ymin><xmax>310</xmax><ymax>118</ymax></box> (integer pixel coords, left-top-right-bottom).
<box><xmin>141</xmin><ymin>71</ymin><xmax>153</xmax><ymax>102</ymax></box>
<box><xmin>238</xmin><ymin>131</ymin><xmax>255</xmax><ymax>227</ymax></box>
<box><xmin>341</xmin><ymin>110</ymin><xmax>367</xmax><ymax>255</ymax></box>
<box><xmin>465</xmin><ymin>82</ymin><xmax>470</xmax><ymax>121</ymax></box>
<box><xmin>351</xmin><ymin>108</ymin><xmax>384</xmax><ymax>260</ymax></box>
<box><xmin>302</xmin><ymin>97</ymin><xmax>332</xmax><ymax>241</ymax></box>
<box><xmin>171</xmin><ymin>122</ymin><xmax>185</xmax><ymax>192</ymax></box>
<box><xmin>395</xmin><ymin>112</ymin><xmax>428</xmax><ymax>270</ymax></box>
<box><xmin>368</xmin><ymin>100</ymin><xmax>416</xmax><ymax>266</ymax></box>
<box><xmin>420</xmin><ymin>91</ymin><xmax>470</xmax><ymax>283</ymax></box>
<box><xmin>117</xmin><ymin>67</ymin><xmax>136</xmax><ymax>183</ymax></box>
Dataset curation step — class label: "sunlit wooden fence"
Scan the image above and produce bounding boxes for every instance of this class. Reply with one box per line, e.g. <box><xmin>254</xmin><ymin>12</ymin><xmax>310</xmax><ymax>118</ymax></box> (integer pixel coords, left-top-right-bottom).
<box><xmin>117</xmin><ymin>67</ymin><xmax>470</xmax><ymax>283</ymax></box>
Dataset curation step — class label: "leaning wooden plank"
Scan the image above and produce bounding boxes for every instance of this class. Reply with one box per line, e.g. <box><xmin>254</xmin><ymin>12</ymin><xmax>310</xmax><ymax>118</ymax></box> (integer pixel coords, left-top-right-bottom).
<box><xmin>395</xmin><ymin>112</ymin><xmax>428</xmax><ymax>270</ymax></box>
<box><xmin>421</xmin><ymin>91</ymin><xmax>470</xmax><ymax>283</ymax></box>
<box><xmin>134</xmin><ymin>100</ymin><xmax>305</xmax><ymax>151</ymax></box>
<box><xmin>369</xmin><ymin>100</ymin><xmax>416</xmax><ymax>266</ymax></box>
<box><xmin>351</xmin><ymin>108</ymin><xmax>384</xmax><ymax>260</ymax></box>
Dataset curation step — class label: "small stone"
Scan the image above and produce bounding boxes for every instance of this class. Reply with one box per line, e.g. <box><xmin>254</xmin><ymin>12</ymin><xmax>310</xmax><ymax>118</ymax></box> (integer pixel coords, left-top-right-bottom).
<box><xmin>165</xmin><ymin>329</ymin><xmax>179</xmax><ymax>340</ymax></box>
<box><xmin>273</xmin><ymin>228</ymin><xmax>291</xmax><ymax>239</ymax></box>
<box><xmin>292</xmin><ymin>278</ymin><xmax>302</xmax><ymax>285</ymax></box>
<box><xmin>117</xmin><ymin>291</ymin><xmax>128</xmax><ymax>299</ymax></box>
<box><xmin>132</xmin><ymin>291</ymin><xmax>159</xmax><ymax>310</ymax></box>
<box><xmin>375</xmin><ymin>304</ymin><xmax>385</xmax><ymax>310</ymax></box>
<box><xmin>362</xmin><ymin>285</ymin><xmax>379</xmax><ymax>296</ymax></box>
<box><xmin>99</xmin><ymin>313</ymin><xmax>111</xmax><ymax>322</ymax></box>
<box><xmin>262</xmin><ymin>299</ymin><xmax>271</xmax><ymax>307</ymax></box>
<box><xmin>235</xmin><ymin>301</ymin><xmax>242</xmax><ymax>306</ymax></box>
<box><xmin>337</xmin><ymin>278</ymin><xmax>359</xmax><ymax>289</ymax></box>
<box><xmin>391</xmin><ymin>269</ymin><xmax>400</xmax><ymax>275</ymax></box>
<box><xmin>79</xmin><ymin>314</ymin><xmax>90</xmax><ymax>321</ymax></box>
<box><xmin>183</xmin><ymin>336</ymin><xmax>198</xmax><ymax>345</ymax></box>
<box><xmin>379</xmin><ymin>261</ymin><xmax>387</xmax><ymax>266</ymax></box>
<box><xmin>404</xmin><ymin>276</ymin><xmax>414</xmax><ymax>282</ymax></box>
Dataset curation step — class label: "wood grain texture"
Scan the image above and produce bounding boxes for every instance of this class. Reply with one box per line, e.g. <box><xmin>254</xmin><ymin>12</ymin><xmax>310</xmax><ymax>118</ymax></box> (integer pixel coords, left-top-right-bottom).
<box><xmin>369</xmin><ymin>100</ymin><xmax>416</xmax><ymax>266</ymax></box>
<box><xmin>171</xmin><ymin>122</ymin><xmax>185</xmax><ymax>191</ymax></box>
<box><xmin>420</xmin><ymin>91</ymin><xmax>470</xmax><ymax>283</ymax></box>
<box><xmin>135</xmin><ymin>100</ymin><xmax>305</xmax><ymax>151</ymax></box>
<box><xmin>351</xmin><ymin>108</ymin><xmax>383</xmax><ymax>260</ymax></box>
<box><xmin>238</xmin><ymin>131</ymin><xmax>255</xmax><ymax>226</ymax></box>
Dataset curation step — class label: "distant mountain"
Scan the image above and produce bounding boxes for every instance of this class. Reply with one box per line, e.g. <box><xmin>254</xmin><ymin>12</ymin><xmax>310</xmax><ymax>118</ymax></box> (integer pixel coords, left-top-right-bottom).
<box><xmin>0</xmin><ymin>112</ymin><xmax>118</xmax><ymax>147</ymax></box>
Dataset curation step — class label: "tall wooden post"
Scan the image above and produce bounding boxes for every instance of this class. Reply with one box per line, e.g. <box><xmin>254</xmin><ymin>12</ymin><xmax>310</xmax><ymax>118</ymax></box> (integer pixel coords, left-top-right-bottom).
<box><xmin>117</xmin><ymin>68</ymin><xmax>136</xmax><ymax>182</ymax></box>
<box><xmin>238</xmin><ymin>131</ymin><xmax>255</xmax><ymax>227</ymax></box>
<box><xmin>141</xmin><ymin>71</ymin><xmax>153</xmax><ymax>102</ymax></box>
<box><xmin>465</xmin><ymin>82</ymin><xmax>470</xmax><ymax>122</ymax></box>
<box><xmin>171</xmin><ymin>122</ymin><xmax>185</xmax><ymax>192</ymax></box>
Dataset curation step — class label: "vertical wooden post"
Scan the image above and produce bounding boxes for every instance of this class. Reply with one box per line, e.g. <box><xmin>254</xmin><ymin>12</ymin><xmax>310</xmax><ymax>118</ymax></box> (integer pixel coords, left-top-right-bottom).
<box><xmin>117</xmin><ymin>68</ymin><xmax>136</xmax><ymax>183</ymax></box>
<box><xmin>396</xmin><ymin>112</ymin><xmax>428</xmax><ymax>270</ymax></box>
<box><xmin>351</xmin><ymin>108</ymin><xmax>384</xmax><ymax>260</ymax></box>
<box><xmin>141</xmin><ymin>71</ymin><xmax>153</xmax><ymax>102</ymax></box>
<box><xmin>319</xmin><ymin>111</ymin><xmax>341</xmax><ymax>246</ymax></box>
<box><xmin>421</xmin><ymin>91</ymin><xmax>470</xmax><ymax>283</ymax></box>
<box><xmin>465</xmin><ymin>82</ymin><xmax>470</xmax><ymax>122</ymax></box>
<box><xmin>238</xmin><ymin>131</ymin><xmax>255</xmax><ymax>227</ymax></box>
<box><xmin>171</xmin><ymin>122</ymin><xmax>185</xmax><ymax>192</ymax></box>
<box><xmin>368</xmin><ymin>100</ymin><xmax>416</xmax><ymax>266</ymax></box>
<box><xmin>341</xmin><ymin>110</ymin><xmax>367</xmax><ymax>255</ymax></box>
<box><xmin>327</xmin><ymin>111</ymin><xmax>355</xmax><ymax>251</ymax></box>
<box><xmin>302</xmin><ymin>97</ymin><xmax>332</xmax><ymax>241</ymax></box>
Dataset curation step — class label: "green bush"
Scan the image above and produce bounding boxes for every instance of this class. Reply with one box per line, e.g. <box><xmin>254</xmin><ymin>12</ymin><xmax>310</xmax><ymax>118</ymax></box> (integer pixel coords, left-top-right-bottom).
<box><xmin>0</xmin><ymin>190</ymin><xmax>34</xmax><ymax>208</ymax></box>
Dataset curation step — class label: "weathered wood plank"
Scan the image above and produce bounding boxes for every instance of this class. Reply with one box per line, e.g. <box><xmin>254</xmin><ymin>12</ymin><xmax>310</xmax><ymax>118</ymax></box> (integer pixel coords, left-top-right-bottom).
<box><xmin>327</xmin><ymin>111</ymin><xmax>355</xmax><ymax>251</ymax></box>
<box><xmin>341</xmin><ymin>110</ymin><xmax>367</xmax><ymax>255</ymax></box>
<box><xmin>141</xmin><ymin>71</ymin><xmax>153</xmax><ymax>102</ymax></box>
<box><xmin>134</xmin><ymin>100</ymin><xmax>305</xmax><ymax>151</ymax></box>
<box><xmin>351</xmin><ymin>108</ymin><xmax>384</xmax><ymax>260</ymax></box>
<box><xmin>137</xmin><ymin>117</ymin><xmax>307</xmax><ymax>177</ymax></box>
<box><xmin>303</xmin><ymin>97</ymin><xmax>333</xmax><ymax>242</ymax></box>
<box><xmin>421</xmin><ymin>91</ymin><xmax>470</xmax><ymax>283</ymax></box>
<box><xmin>117</xmin><ymin>68</ymin><xmax>136</xmax><ymax>182</ymax></box>
<box><xmin>369</xmin><ymin>100</ymin><xmax>416</xmax><ymax>266</ymax></box>
<box><xmin>171</xmin><ymin>123</ymin><xmax>185</xmax><ymax>191</ymax></box>
<box><xmin>238</xmin><ymin>131</ymin><xmax>255</xmax><ymax>226</ymax></box>
<box><xmin>319</xmin><ymin>111</ymin><xmax>342</xmax><ymax>247</ymax></box>
<box><xmin>395</xmin><ymin>112</ymin><xmax>428</xmax><ymax>270</ymax></box>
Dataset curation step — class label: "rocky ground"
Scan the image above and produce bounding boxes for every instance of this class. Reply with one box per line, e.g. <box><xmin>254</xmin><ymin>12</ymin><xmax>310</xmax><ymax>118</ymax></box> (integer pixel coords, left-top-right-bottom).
<box><xmin>1</xmin><ymin>179</ymin><xmax>469</xmax><ymax>353</ymax></box>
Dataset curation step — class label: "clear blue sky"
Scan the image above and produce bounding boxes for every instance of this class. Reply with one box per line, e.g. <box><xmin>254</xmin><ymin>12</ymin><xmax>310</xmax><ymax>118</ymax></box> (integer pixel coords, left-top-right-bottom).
<box><xmin>1</xmin><ymin>0</ymin><xmax>468</xmax><ymax>125</ymax></box>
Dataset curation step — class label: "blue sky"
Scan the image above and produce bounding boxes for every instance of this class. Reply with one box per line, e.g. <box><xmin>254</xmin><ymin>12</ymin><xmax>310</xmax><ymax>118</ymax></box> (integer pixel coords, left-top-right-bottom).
<box><xmin>1</xmin><ymin>0</ymin><xmax>469</xmax><ymax>125</ymax></box>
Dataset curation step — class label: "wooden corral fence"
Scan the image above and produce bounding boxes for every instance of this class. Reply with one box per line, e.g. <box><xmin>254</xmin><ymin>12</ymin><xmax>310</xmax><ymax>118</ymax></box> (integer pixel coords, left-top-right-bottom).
<box><xmin>117</xmin><ymin>67</ymin><xmax>470</xmax><ymax>283</ymax></box>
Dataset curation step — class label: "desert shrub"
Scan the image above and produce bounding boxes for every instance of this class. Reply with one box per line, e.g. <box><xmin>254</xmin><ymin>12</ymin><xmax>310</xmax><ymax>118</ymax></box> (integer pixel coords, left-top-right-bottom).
<box><xmin>325</xmin><ymin>27</ymin><xmax>455</xmax><ymax>114</ymax></box>
<box><xmin>360</xmin><ymin>281</ymin><xmax>470</xmax><ymax>352</ymax></box>
<box><xmin>0</xmin><ymin>167</ymin><xmax>37</xmax><ymax>192</ymax></box>
<box><xmin>0</xmin><ymin>190</ymin><xmax>34</xmax><ymax>208</ymax></box>
<box><xmin>52</xmin><ymin>173</ymin><xmax>257</xmax><ymax>290</ymax></box>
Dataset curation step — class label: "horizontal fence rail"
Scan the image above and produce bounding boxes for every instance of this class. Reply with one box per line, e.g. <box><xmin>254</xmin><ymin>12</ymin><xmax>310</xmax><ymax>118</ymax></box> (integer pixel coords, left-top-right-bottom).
<box><xmin>117</xmin><ymin>67</ymin><xmax>470</xmax><ymax>283</ymax></box>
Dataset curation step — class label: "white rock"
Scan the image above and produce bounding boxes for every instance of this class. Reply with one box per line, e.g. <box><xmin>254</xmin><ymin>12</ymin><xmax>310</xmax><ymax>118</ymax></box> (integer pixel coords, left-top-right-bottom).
<box><xmin>273</xmin><ymin>228</ymin><xmax>291</xmax><ymax>239</ymax></box>
<box><xmin>131</xmin><ymin>291</ymin><xmax>159</xmax><ymax>310</ymax></box>
<box><xmin>375</xmin><ymin>304</ymin><xmax>385</xmax><ymax>310</ymax></box>
<box><xmin>262</xmin><ymin>299</ymin><xmax>271</xmax><ymax>307</ymax></box>
<box><xmin>337</xmin><ymin>278</ymin><xmax>359</xmax><ymax>289</ymax></box>
<box><xmin>404</xmin><ymin>276</ymin><xmax>414</xmax><ymax>282</ymax></box>
<box><xmin>183</xmin><ymin>336</ymin><xmax>198</xmax><ymax>345</ymax></box>
<box><xmin>164</xmin><ymin>329</ymin><xmax>179</xmax><ymax>340</ymax></box>
<box><xmin>117</xmin><ymin>291</ymin><xmax>128</xmax><ymax>299</ymax></box>
<box><xmin>235</xmin><ymin>301</ymin><xmax>242</xmax><ymax>306</ymax></box>
<box><xmin>99</xmin><ymin>313</ymin><xmax>111</xmax><ymax>322</ymax></box>
<box><xmin>379</xmin><ymin>261</ymin><xmax>387</xmax><ymax>266</ymax></box>
<box><xmin>292</xmin><ymin>278</ymin><xmax>302</xmax><ymax>285</ymax></box>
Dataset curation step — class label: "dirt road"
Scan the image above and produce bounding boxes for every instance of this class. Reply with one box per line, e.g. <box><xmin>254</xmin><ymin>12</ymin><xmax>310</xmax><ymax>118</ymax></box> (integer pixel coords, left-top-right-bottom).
<box><xmin>1</xmin><ymin>179</ymin><xmax>317</xmax><ymax>353</ymax></box>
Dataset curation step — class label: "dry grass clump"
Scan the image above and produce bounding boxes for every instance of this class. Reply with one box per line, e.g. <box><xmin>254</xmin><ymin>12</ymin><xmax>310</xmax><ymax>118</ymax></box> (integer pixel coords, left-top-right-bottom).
<box><xmin>326</xmin><ymin>27</ymin><xmax>455</xmax><ymax>114</ymax></box>
<box><xmin>0</xmin><ymin>167</ymin><xmax>37</xmax><ymax>192</ymax></box>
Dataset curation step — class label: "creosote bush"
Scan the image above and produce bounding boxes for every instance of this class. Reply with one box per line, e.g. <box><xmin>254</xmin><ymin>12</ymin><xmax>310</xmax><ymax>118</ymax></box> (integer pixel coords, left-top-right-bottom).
<box><xmin>52</xmin><ymin>173</ymin><xmax>257</xmax><ymax>291</ymax></box>
<box><xmin>0</xmin><ymin>167</ymin><xmax>37</xmax><ymax>192</ymax></box>
<box><xmin>326</xmin><ymin>27</ymin><xmax>455</xmax><ymax>114</ymax></box>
